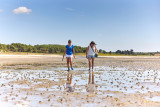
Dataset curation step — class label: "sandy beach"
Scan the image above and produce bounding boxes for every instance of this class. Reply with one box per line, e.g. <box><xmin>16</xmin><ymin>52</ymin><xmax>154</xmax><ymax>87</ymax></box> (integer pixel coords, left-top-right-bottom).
<box><xmin>0</xmin><ymin>54</ymin><xmax>160</xmax><ymax>107</ymax></box>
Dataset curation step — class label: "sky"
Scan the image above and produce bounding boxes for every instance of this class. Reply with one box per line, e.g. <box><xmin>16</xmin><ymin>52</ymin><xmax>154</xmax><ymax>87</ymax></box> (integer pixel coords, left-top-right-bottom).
<box><xmin>0</xmin><ymin>0</ymin><xmax>160</xmax><ymax>52</ymax></box>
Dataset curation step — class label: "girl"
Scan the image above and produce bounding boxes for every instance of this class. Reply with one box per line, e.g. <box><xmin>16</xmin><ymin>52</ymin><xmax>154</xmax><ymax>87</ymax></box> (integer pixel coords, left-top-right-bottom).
<box><xmin>86</xmin><ymin>41</ymin><xmax>98</xmax><ymax>70</ymax></box>
<box><xmin>63</xmin><ymin>40</ymin><xmax>75</xmax><ymax>71</ymax></box>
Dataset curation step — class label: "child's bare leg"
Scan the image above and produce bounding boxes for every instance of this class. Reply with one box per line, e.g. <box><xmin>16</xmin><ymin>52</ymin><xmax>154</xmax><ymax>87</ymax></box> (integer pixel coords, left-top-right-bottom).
<box><xmin>67</xmin><ymin>58</ymin><xmax>70</xmax><ymax>69</ymax></box>
<box><xmin>70</xmin><ymin>57</ymin><xmax>73</xmax><ymax>68</ymax></box>
<box><xmin>88</xmin><ymin>58</ymin><xmax>91</xmax><ymax>70</ymax></box>
<box><xmin>92</xmin><ymin>58</ymin><xmax>94</xmax><ymax>70</ymax></box>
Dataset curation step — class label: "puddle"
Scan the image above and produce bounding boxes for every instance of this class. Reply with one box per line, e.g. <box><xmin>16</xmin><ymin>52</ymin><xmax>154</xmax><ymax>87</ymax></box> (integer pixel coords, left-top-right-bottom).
<box><xmin>146</xmin><ymin>96</ymin><xmax>160</xmax><ymax>102</ymax></box>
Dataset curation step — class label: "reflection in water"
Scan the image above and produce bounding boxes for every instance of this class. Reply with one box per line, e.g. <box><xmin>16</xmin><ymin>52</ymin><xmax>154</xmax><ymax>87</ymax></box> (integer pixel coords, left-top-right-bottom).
<box><xmin>0</xmin><ymin>63</ymin><xmax>2</xmax><ymax>67</ymax></box>
<box><xmin>0</xmin><ymin>66</ymin><xmax>160</xmax><ymax>106</ymax></box>
<box><xmin>66</xmin><ymin>71</ymin><xmax>74</xmax><ymax>92</ymax></box>
<box><xmin>86</xmin><ymin>70</ymin><xmax>97</xmax><ymax>93</ymax></box>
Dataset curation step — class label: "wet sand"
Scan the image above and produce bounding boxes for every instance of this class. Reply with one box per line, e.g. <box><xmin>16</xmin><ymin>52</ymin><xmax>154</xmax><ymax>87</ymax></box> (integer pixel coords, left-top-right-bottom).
<box><xmin>0</xmin><ymin>55</ymin><xmax>160</xmax><ymax>107</ymax></box>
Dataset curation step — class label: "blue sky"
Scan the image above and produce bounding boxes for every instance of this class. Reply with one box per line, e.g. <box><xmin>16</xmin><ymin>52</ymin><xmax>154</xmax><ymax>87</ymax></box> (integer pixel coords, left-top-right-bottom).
<box><xmin>0</xmin><ymin>0</ymin><xmax>160</xmax><ymax>52</ymax></box>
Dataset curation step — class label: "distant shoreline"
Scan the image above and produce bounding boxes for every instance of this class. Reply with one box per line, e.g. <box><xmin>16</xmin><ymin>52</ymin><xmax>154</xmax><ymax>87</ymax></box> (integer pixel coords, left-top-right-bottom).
<box><xmin>0</xmin><ymin>54</ymin><xmax>159</xmax><ymax>59</ymax></box>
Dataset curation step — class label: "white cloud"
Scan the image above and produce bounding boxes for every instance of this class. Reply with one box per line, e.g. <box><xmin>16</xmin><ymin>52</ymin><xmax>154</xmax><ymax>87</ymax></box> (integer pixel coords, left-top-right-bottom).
<box><xmin>66</xmin><ymin>8</ymin><xmax>74</xmax><ymax>11</ymax></box>
<box><xmin>0</xmin><ymin>9</ymin><xmax>3</xmax><ymax>12</ymax></box>
<box><xmin>13</xmin><ymin>7</ymin><xmax>32</xmax><ymax>14</ymax></box>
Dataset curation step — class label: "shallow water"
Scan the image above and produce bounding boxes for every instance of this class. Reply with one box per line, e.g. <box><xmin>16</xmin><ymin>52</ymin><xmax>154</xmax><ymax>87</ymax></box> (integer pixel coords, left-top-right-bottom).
<box><xmin>146</xmin><ymin>96</ymin><xmax>160</xmax><ymax>102</ymax></box>
<box><xmin>0</xmin><ymin>66</ymin><xmax>160</xmax><ymax>106</ymax></box>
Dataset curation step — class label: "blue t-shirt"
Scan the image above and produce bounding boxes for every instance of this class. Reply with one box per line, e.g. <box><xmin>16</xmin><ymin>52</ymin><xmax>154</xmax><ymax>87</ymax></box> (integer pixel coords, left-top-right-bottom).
<box><xmin>66</xmin><ymin>45</ymin><xmax>74</xmax><ymax>55</ymax></box>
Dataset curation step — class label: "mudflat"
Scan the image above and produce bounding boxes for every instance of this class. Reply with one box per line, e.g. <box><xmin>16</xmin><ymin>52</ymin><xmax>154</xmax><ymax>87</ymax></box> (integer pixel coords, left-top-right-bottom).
<box><xmin>0</xmin><ymin>54</ymin><xmax>160</xmax><ymax>107</ymax></box>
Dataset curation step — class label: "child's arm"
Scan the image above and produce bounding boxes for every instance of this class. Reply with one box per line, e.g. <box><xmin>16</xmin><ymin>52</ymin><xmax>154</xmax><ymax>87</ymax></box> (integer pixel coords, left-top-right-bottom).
<box><xmin>63</xmin><ymin>48</ymin><xmax>67</xmax><ymax>60</ymax></box>
<box><xmin>95</xmin><ymin>46</ymin><xmax>98</xmax><ymax>54</ymax></box>
<box><xmin>86</xmin><ymin>46</ymin><xmax>89</xmax><ymax>58</ymax></box>
<box><xmin>73</xmin><ymin>48</ymin><xmax>75</xmax><ymax>58</ymax></box>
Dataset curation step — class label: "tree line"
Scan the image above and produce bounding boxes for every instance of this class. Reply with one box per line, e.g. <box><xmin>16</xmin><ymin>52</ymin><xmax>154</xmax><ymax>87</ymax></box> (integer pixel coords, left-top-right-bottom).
<box><xmin>96</xmin><ymin>49</ymin><xmax>158</xmax><ymax>56</ymax></box>
<box><xmin>0</xmin><ymin>43</ymin><xmax>159</xmax><ymax>55</ymax></box>
<box><xmin>115</xmin><ymin>49</ymin><xmax>134</xmax><ymax>55</ymax></box>
<box><xmin>0</xmin><ymin>43</ymin><xmax>87</xmax><ymax>54</ymax></box>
